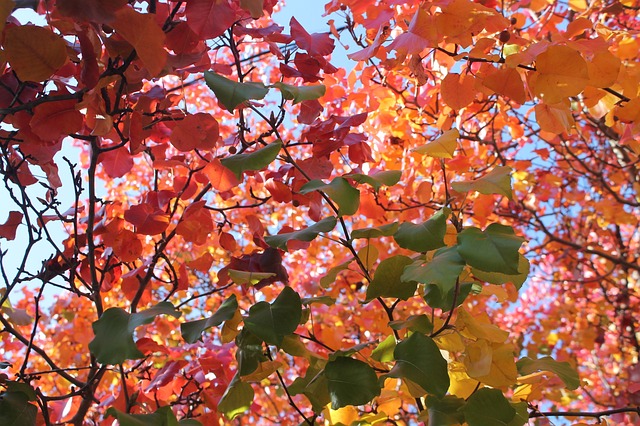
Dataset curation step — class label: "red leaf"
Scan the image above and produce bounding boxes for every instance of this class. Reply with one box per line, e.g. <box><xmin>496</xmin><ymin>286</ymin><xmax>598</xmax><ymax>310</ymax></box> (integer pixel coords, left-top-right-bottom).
<box><xmin>124</xmin><ymin>203</ymin><xmax>170</xmax><ymax>235</ymax></box>
<box><xmin>186</xmin><ymin>0</ymin><xmax>238</xmax><ymax>40</ymax></box>
<box><xmin>56</xmin><ymin>0</ymin><xmax>128</xmax><ymax>23</ymax></box>
<box><xmin>187</xmin><ymin>252</ymin><xmax>214</xmax><ymax>272</ymax></box>
<box><xmin>290</xmin><ymin>17</ymin><xmax>335</xmax><ymax>57</ymax></box>
<box><xmin>176</xmin><ymin>201</ymin><xmax>213</xmax><ymax>245</ymax></box>
<box><xmin>136</xmin><ymin>338</ymin><xmax>170</xmax><ymax>356</ymax></box>
<box><xmin>0</xmin><ymin>211</ymin><xmax>23</xmax><ymax>240</ymax></box>
<box><xmin>202</xmin><ymin>158</ymin><xmax>240</xmax><ymax>192</ymax></box>
<box><xmin>170</xmin><ymin>113</ymin><xmax>220</xmax><ymax>151</ymax></box>
<box><xmin>219</xmin><ymin>232</ymin><xmax>237</xmax><ymax>251</ymax></box>
<box><xmin>111</xmin><ymin>229</ymin><xmax>143</xmax><ymax>262</ymax></box>
<box><xmin>30</xmin><ymin>98</ymin><xmax>83</xmax><ymax>140</ymax></box>
<box><xmin>100</xmin><ymin>145</ymin><xmax>134</xmax><ymax>178</ymax></box>
<box><xmin>297</xmin><ymin>99</ymin><xmax>323</xmax><ymax>124</ymax></box>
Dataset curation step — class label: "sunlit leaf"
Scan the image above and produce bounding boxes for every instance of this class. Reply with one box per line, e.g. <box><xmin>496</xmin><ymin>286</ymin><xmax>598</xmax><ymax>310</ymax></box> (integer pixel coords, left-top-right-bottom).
<box><xmin>218</xmin><ymin>378</ymin><xmax>254</xmax><ymax>420</ymax></box>
<box><xmin>300</xmin><ymin>177</ymin><xmax>360</xmax><ymax>216</ymax></box>
<box><xmin>273</xmin><ymin>82</ymin><xmax>326</xmax><ymax>104</ymax></box>
<box><xmin>4</xmin><ymin>25</ymin><xmax>67</xmax><ymax>82</ymax></box>
<box><xmin>451</xmin><ymin>166</ymin><xmax>513</xmax><ymax>200</ymax></box>
<box><xmin>412</xmin><ymin>129</ymin><xmax>459</xmax><ymax>159</ymax></box>
<box><xmin>516</xmin><ymin>356</ymin><xmax>580</xmax><ymax>390</ymax></box>
<box><xmin>532</xmin><ymin>45</ymin><xmax>589</xmax><ymax>104</ymax></box>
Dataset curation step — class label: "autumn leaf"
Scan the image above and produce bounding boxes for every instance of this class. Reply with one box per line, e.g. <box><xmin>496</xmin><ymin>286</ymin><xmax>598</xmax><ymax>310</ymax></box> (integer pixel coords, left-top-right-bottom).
<box><xmin>441</xmin><ymin>73</ymin><xmax>476</xmax><ymax>110</ymax></box>
<box><xmin>186</xmin><ymin>0</ymin><xmax>237</xmax><ymax>40</ymax></box>
<box><xmin>4</xmin><ymin>25</ymin><xmax>67</xmax><ymax>82</ymax></box>
<box><xmin>56</xmin><ymin>0</ymin><xmax>128</xmax><ymax>23</ymax></box>
<box><xmin>482</xmin><ymin>67</ymin><xmax>527</xmax><ymax>104</ymax></box>
<box><xmin>451</xmin><ymin>166</ymin><xmax>513</xmax><ymax>200</ymax></box>
<box><xmin>124</xmin><ymin>202</ymin><xmax>170</xmax><ymax>235</ymax></box>
<box><xmin>531</xmin><ymin>45</ymin><xmax>589</xmax><ymax>103</ymax></box>
<box><xmin>412</xmin><ymin>129</ymin><xmax>459</xmax><ymax>158</ymax></box>
<box><xmin>0</xmin><ymin>211</ymin><xmax>22</xmax><ymax>240</ymax></box>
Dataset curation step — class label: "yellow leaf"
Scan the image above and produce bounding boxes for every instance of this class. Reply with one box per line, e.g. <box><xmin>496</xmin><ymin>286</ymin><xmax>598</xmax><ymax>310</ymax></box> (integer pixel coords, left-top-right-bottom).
<box><xmin>568</xmin><ymin>0</ymin><xmax>587</xmax><ymax>11</ymax></box>
<box><xmin>240</xmin><ymin>361</ymin><xmax>281</xmax><ymax>382</ymax></box>
<box><xmin>220</xmin><ymin>309</ymin><xmax>242</xmax><ymax>343</ymax></box>
<box><xmin>468</xmin><ymin>342</ymin><xmax>518</xmax><ymax>387</ymax></box>
<box><xmin>412</xmin><ymin>128</ymin><xmax>459</xmax><ymax>158</ymax></box>
<box><xmin>111</xmin><ymin>7</ymin><xmax>167</xmax><ymax>77</ymax></box>
<box><xmin>357</xmin><ymin>244</ymin><xmax>379</xmax><ymax>270</ymax></box>
<box><xmin>4</xmin><ymin>25</ymin><xmax>67</xmax><ymax>82</ymax></box>
<box><xmin>587</xmin><ymin>51</ymin><xmax>621</xmax><ymax>88</ymax></box>
<box><xmin>325</xmin><ymin>405</ymin><xmax>359</xmax><ymax>425</ymax></box>
<box><xmin>457</xmin><ymin>309</ymin><xmax>509</xmax><ymax>343</ymax></box>
<box><xmin>448</xmin><ymin>361</ymin><xmax>480</xmax><ymax>399</ymax></box>
<box><xmin>532</xmin><ymin>45</ymin><xmax>589</xmax><ymax>103</ymax></box>
<box><xmin>464</xmin><ymin>339</ymin><xmax>493</xmax><ymax>377</ymax></box>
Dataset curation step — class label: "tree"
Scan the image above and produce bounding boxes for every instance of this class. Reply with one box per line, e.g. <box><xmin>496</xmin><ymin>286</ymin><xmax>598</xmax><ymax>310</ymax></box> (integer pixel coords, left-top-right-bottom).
<box><xmin>0</xmin><ymin>0</ymin><xmax>638</xmax><ymax>424</ymax></box>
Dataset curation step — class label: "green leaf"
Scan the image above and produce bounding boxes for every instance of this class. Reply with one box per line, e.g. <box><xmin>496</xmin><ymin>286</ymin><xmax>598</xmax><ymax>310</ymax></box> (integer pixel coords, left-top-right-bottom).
<box><xmin>244</xmin><ymin>286</ymin><xmax>302</xmax><ymax>346</ymax></box>
<box><xmin>265</xmin><ymin>216</ymin><xmax>337</xmax><ymax>250</ymax></box>
<box><xmin>0</xmin><ymin>382</ymin><xmax>38</xmax><ymax>426</ymax></box>
<box><xmin>516</xmin><ymin>356</ymin><xmax>580</xmax><ymax>390</ymax></box>
<box><xmin>330</xmin><ymin>341</ymin><xmax>377</xmax><ymax>361</ymax></box>
<box><xmin>300</xmin><ymin>178</ymin><xmax>360</xmax><ymax>216</ymax></box>
<box><xmin>106</xmin><ymin>406</ymin><xmax>182</xmax><ymax>426</ymax></box>
<box><xmin>389</xmin><ymin>314</ymin><xmax>433</xmax><ymax>334</ymax></box>
<box><xmin>0</xmin><ymin>361</ymin><xmax>12</xmax><ymax>369</ymax></box>
<box><xmin>393</xmin><ymin>208</ymin><xmax>450</xmax><ymax>252</ymax></box>
<box><xmin>301</xmin><ymin>296</ymin><xmax>336</xmax><ymax>306</ymax></box>
<box><xmin>471</xmin><ymin>253</ymin><xmax>530</xmax><ymax>290</ymax></box>
<box><xmin>227</xmin><ymin>270</ymin><xmax>276</xmax><ymax>286</ymax></box>
<box><xmin>371</xmin><ymin>334</ymin><xmax>396</xmax><ymax>362</ymax></box>
<box><xmin>412</xmin><ymin>129</ymin><xmax>459</xmax><ymax>159</ymax></box>
<box><xmin>462</xmin><ymin>388</ymin><xmax>516</xmax><ymax>426</ymax></box>
<box><xmin>89</xmin><ymin>303</ymin><xmax>181</xmax><ymax>365</ymax></box>
<box><xmin>204</xmin><ymin>71</ymin><xmax>269</xmax><ymax>112</ymax></box>
<box><xmin>509</xmin><ymin>401</ymin><xmax>529</xmax><ymax>426</ymax></box>
<box><xmin>273</xmin><ymin>82</ymin><xmax>326</xmax><ymax>104</ymax></box>
<box><xmin>320</xmin><ymin>258</ymin><xmax>353</xmax><ymax>288</ymax></box>
<box><xmin>218</xmin><ymin>378</ymin><xmax>254</xmax><ymax>420</ymax></box>
<box><xmin>289</xmin><ymin>357</ymin><xmax>331</xmax><ymax>412</ymax></box>
<box><xmin>401</xmin><ymin>247</ymin><xmax>465</xmax><ymax>295</ymax></box>
<box><xmin>457</xmin><ymin>224</ymin><xmax>524</xmax><ymax>274</ymax></box>
<box><xmin>423</xmin><ymin>282</ymin><xmax>475</xmax><ymax>311</ymax></box>
<box><xmin>365</xmin><ymin>255</ymin><xmax>417</xmax><ymax>302</ymax></box>
<box><xmin>235</xmin><ymin>329</ymin><xmax>265</xmax><ymax>375</ymax></box>
<box><xmin>425</xmin><ymin>395</ymin><xmax>466</xmax><ymax>426</ymax></box>
<box><xmin>346</xmin><ymin>170</ymin><xmax>402</xmax><ymax>190</ymax></box>
<box><xmin>181</xmin><ymin>295</ymin><xmax>238</xmax><ymax>344</ymax></box>
<box><xmin>324</xmin><ymin>357</ymin><xmax>381</xmax><ymax>409</ymax></box>
<box><xmin>220</xmin><ymin>140</ymin><xmax>282</xmax><ymax>179</ymax></box>
<box><xmin>351</xmin><ymin>222</ymin><xmax>399</xmax><ymax>240</ymax></box>
<box><xmin>385</xmin><ymin>332</ymin><xmax>449</xmax><ymax>398</ymax></box>
<box><xmin>451</xmin><ymin>166</ymin><xmax>513</xmax><ymax>200</ymax></box>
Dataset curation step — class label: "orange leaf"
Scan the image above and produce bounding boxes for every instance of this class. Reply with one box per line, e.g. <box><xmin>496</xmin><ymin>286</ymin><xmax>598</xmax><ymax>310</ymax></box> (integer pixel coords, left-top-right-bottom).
<box><xmin>111</xmin><ymin>7</ymin><xmax>167</xmax><ymax>77</ymax></box>
<box><xmin>219</xmin><ymin>232</ymin><xmax>237</xmax><ymax>251</ymax></box>
<box><xmin>100</xmin><ymin>145</ymin><xmax>134</xmax><ymax>178</ymax></box>
<box><xmin>535</xmin><ymin>102</ymin><xmax>574</xmax><ymax>134</ymax></box>
<box><xmin>111</xmin><ymin>229</ymin><xmax>143</xmax><ymax>262</ymax></box>
<box><xmin>29</xmin><ymin>98</ymin><xmax>83</xmax><ymax>140</ymax></box>
<box><xmin>531</xmin><ymin>45</ymin><xmax>589</xmax><ymax>103</ymax></box>
<box><xmin>0</xmin><ymin>211</ymin><xmax>23</xmax><ymax>240</ymax></box>
<box><xmin>202</xmin><ymin>158</ymin><xmax>240</xmax><ymax>192</ymax></box>
<box><xmin>482</xmin><ymin>67</ymin><xmax>526</xmax><ymax>104</ymax></box>
<box><xmin>124</xmin><ymin>203</ymin><xmax>170</xmax><ymax>235</ymax></box>
<box><xmin>587</xmin><ymin>51</ymin><xmax>621</xmax><ymax>88</ymax></box>
<box><xmin>170</xmin><ymin>113</ymin><xmax>220</xmax><ymax>152</ymax></box>
<box><xmin>187</xmin><ymin>252</ymin><xmax>214</xmax><ymax>272</ymax></box>
<box><xmin>4</xmin><ymin>25</ymin><xmax>67</xmax><ymax>82</ymax></box>
<box><xmin>176</xmin><ymin>201</ymin><xmax>213</xmax><ymax>245</ymax></box>
<box><xmin>441</xmin><ymin>73</ymin><xmax>476</xmax><ymax>110</ymax></box>
<box><xmin>0</xmin><ymin>0</ymin><xmax>13</xmax><ymax>34</ymax></box>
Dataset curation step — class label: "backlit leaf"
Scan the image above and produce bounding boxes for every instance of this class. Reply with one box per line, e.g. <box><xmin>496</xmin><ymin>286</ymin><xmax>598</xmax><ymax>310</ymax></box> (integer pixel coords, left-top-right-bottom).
<box><xmin>516</xmin><ymin>356</ymin><xmax>580</xmax><ymax>390</ymax></box>
<box><xmin>0</xmin><ymin>211</ymin><xmax>22</xmax><ymax>240</ymax></box>
<box><xmin>220</xmin><ymin>141</ymin><xmax>282</xmax><ymax>179</ymax></box>
<box><xmin>265</xmin><ymin>216</ymin><xmax>337</xmax><ymax>250</ymax></box>
<box><xmin>4</xmin><ymin>25</ymin><xmax>67</xmax><ymax>82</ymax></box>
<box><xmin>457</xmin><ymin>224</ymin><xmax>524</xmax><ymax>274</ymax></box>
<box><xmin>371</xmin><ymin>335</ymin><xmax>396</xmax><ymax>362</ymax></box>
<box><xmin>244</xmin><ymin>286</ymin><xmax>302</xmax><ymax>346</ymax></box>
<box><xmin>170</xmin><ymin>113</ymin><xmax>219</xmax><ymax>152</ymax></box>
<box><xmin>394</xmin><ymin>208</ymin><xmax>450</xmax><ymax>252</ymax></box>
<box><xmin>386</xmin><ymin>332</ymin><xmax>449</xmax><ymax>398</ymax></box>
<box><xmin>365</xmin><ymin>255</ymin><xmax>417</xmax><ymax>302</ymax></box>
<box><xmin>482</xmin><ymin>67</ymin><xmax>526</xmax><ymax>104</ymax></box>
<box><xmin>451</xmin><ymin>166</ymin><xmax>513</xmax><ymax>200</ymax></box>
<box><xmin>412</xmin><ymin>129</ymin><xmax>459</xmax><ymax>159</ymax></box>
<box><xmin>111</xmin><ymin>7</ymin><xmax>167</xmax><ymax>77</ymax></box>
<box><xmin>273</xmin><ymin>82</ymin><xmax>326</xmax><ymax>104</ymax></box>
<box><xmin>324</xmin><ymin>357</ymin><xmax>381</xmax><ymax>409</ymax></box>
<box><xmin>186</xmin><ymin>0</ymin><xmax>237</xmax><ymax>39</ymax></box>
<box><xmin>181</xmin><ymin>295</ymin><xmax>238</xmax><ymax>343</ymax></box>
<box><xmin>532</xmin><ymin>45</ymin><xmax>589</xmax><ymax>104</ymax></box>
<box><xmin>300</xmin><ymin>177</ymin><xmax>360</xmax><ymax>216</ymax></box>
<box><xmin>441</xmin><ymin>73</ymin><xmax>476</xmax><ymax>110</ymax></box>
<box><xmin>204</xmin><ymin>71</ymin><xmax>269</xmax><ymax>112</ymax></box>
<box><xmin>218</xmin><ymin>379</ymin><xmax>254</xmax><ymax>420</ymax></box>
<box><xmin>346</xmin><ymin>170</ymin><xmax>403</xmax><ymax>190</ymax></box>
<box><xmin>30</xmin><ymin>98</ymin><xmax>83</xmax><ymax>140</ymax></box>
